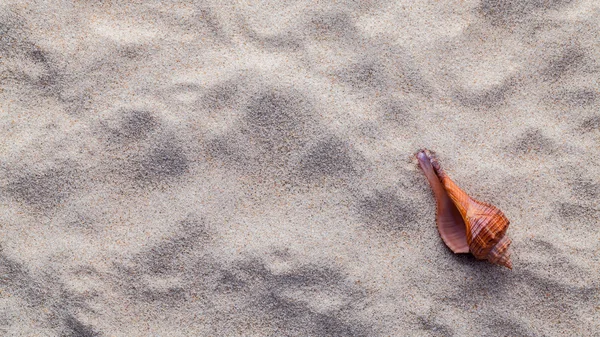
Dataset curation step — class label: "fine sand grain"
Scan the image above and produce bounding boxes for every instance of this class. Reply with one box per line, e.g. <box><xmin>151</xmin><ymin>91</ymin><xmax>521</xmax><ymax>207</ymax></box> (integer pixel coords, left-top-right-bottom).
<box><xmin>1</xmin><ymin>1</ymin><xmax>599</xmax><ymax>336</ymax></box>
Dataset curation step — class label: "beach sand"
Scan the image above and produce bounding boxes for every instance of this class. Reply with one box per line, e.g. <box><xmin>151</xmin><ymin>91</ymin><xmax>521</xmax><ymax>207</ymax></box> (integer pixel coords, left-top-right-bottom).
<box><xmin>1</xmin><ymin>1</ymin><xmax>599</xmax><ymax>336</ymax></box>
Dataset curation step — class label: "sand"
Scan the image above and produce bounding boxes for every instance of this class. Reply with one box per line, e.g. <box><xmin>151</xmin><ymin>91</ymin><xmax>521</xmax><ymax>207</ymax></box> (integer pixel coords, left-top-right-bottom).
<box><xmin>0</xmin><ymin>0</ymin><xmax>599</xmax><ymax>336</ymax></box>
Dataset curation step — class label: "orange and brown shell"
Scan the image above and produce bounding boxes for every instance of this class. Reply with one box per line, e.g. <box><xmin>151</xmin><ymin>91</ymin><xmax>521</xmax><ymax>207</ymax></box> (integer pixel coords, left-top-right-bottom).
<box><xmin>416</xmin><ymin>149</ymin><xmax>512</xmax><ymax>269</ymax></box>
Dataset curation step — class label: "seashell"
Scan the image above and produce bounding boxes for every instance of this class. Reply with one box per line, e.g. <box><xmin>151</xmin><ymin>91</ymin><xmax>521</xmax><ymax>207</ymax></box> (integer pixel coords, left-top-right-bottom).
<box><xmin>416</xmin><ymin>149</ymin><xmax>512</xmax><ymax>269</ymax></box>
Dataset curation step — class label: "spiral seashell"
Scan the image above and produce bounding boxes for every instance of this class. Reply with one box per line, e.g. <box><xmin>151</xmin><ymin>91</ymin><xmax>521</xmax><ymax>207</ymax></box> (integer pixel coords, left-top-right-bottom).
<box><xmin>416</xmin><ymin>149</ymin><xmax>512</xmax><ymax>269</ymax></box>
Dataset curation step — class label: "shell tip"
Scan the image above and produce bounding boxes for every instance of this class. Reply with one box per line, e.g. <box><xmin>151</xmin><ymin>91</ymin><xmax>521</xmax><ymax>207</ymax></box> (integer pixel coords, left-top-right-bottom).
<box><xmin>500</xmin><ymin>258</ymin><xmax>513</xmax><ymax>270</ymax></box>
<box><xmin>415</xmin><ymin>149</ymin><xmax>430</xmax><ymax>163</ymax></box>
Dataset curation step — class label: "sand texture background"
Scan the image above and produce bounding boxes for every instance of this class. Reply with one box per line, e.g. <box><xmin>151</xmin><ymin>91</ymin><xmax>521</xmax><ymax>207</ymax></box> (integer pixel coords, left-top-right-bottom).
<box><xmin>1</xmin><ymin>0</ymin><xmax>599</xmax><ymax>336</ymax></box>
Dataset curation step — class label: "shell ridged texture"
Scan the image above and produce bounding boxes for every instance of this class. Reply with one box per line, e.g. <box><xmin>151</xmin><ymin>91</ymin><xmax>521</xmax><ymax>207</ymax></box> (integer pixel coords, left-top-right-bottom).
<box><xmin>417</xmin><ymin>149</ymin><xmax>512</xmax><ymax>269</ymax></box>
